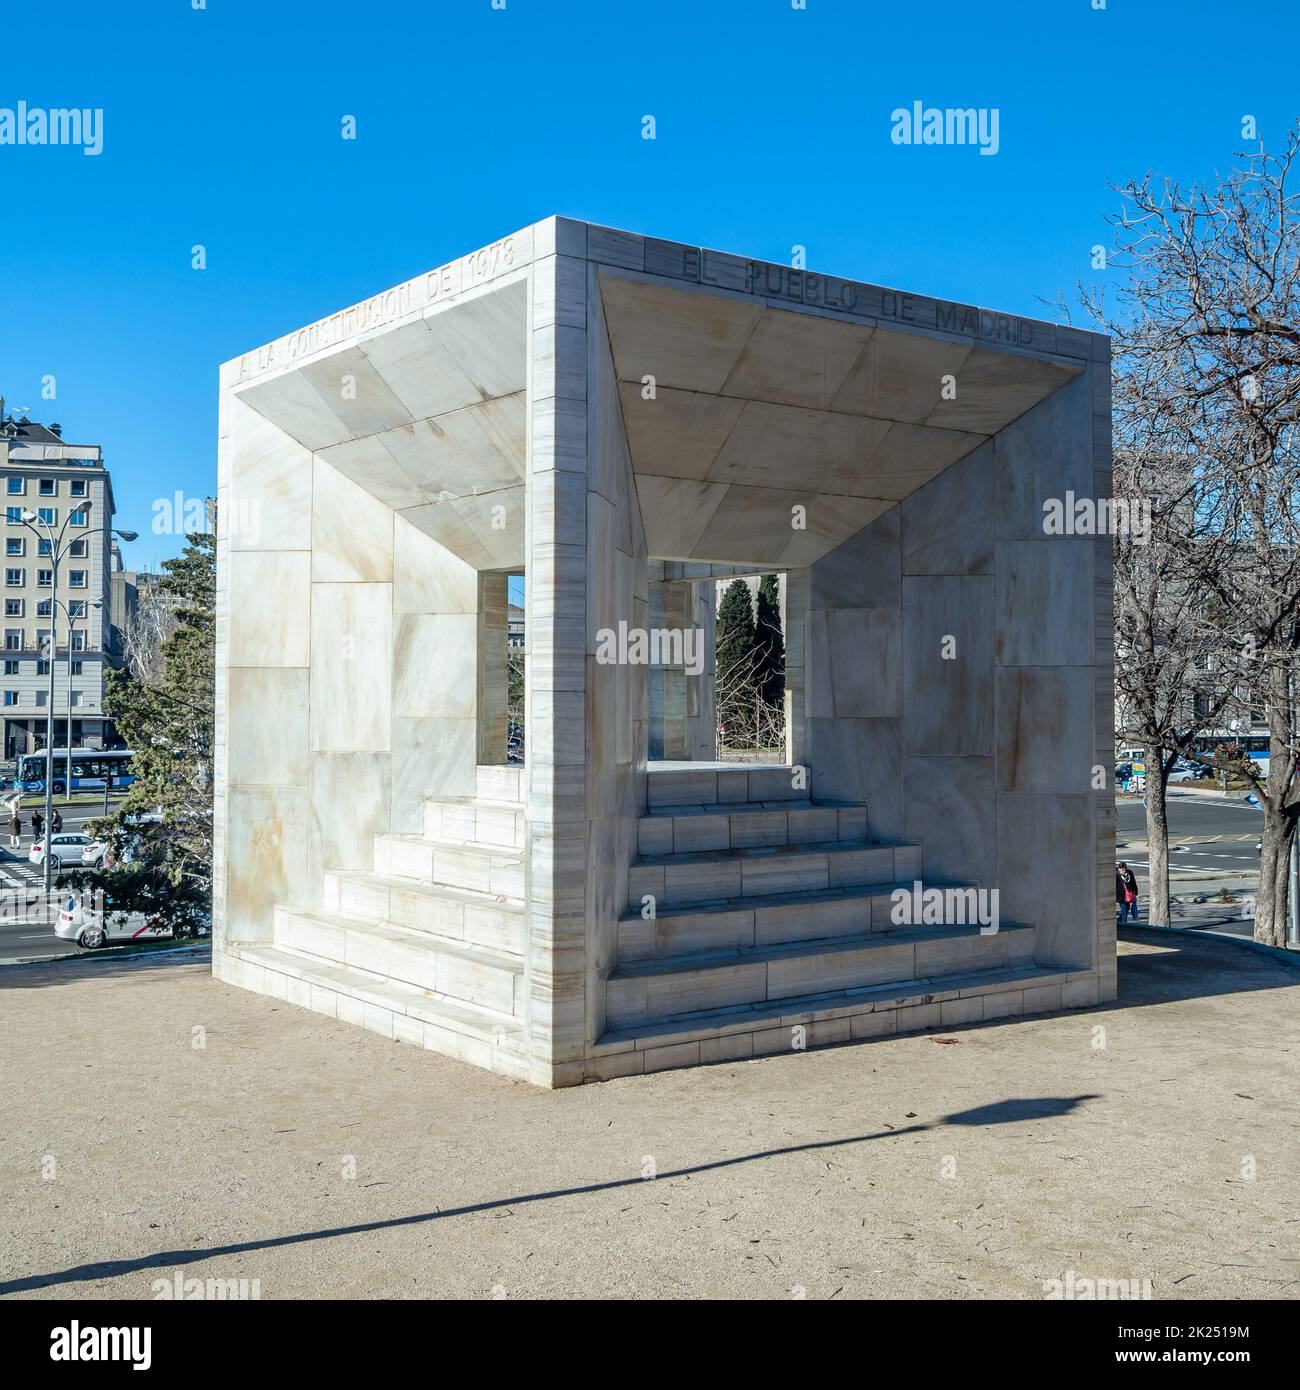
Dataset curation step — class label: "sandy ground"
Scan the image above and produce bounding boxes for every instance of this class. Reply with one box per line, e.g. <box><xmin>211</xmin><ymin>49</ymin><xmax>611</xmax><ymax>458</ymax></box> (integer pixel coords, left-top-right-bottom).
<box><xmin>1</xmin><ymin>932</ymin><xmax>1297</xmax><ymax>1301</ymax></box>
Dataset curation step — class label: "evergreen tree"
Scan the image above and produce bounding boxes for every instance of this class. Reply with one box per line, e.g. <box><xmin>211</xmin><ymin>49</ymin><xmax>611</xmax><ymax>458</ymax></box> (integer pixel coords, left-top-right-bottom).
<box><xmin>715</xmin><ymin>579</ymin><xmax>756</xmax><ymax>747</ymax></box>
<box><xmin>73</xmin><ymin>527</ymin><xmax>215</xmax><ymax>932</ymax></box>
<box><xmin>753</xmin><ymin>572</ymin><xmax>785</xmax><ymax>709</ymax></box>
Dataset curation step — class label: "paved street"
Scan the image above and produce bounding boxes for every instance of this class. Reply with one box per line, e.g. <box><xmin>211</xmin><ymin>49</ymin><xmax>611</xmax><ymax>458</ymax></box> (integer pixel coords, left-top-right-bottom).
<box><xmin>1116</xmin><ymin>789</ymin><xmax>1265</xmax><ymax>939</ymax></box>
<box><xmin>0</xmin><ymin>799</ymin><xmax>123</xmax><ymax>962</ymax></box>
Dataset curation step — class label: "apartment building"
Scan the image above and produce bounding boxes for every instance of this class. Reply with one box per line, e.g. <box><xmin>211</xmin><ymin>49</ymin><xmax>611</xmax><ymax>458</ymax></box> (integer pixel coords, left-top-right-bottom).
<box><xmin>0</xmin><ymin>401</ymin><xmax>117</xmax><ymax>758</ymax></box>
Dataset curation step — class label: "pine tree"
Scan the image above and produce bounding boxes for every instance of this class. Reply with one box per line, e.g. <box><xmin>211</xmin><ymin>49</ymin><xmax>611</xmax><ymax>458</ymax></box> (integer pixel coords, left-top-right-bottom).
<box><xmin>753</xmin><ymin>573</ymin><xmax>785</xmax><ymax>709</ymax></box>
<box><xmin>74</xmin><ymin>527</ymin><xmax>215</xmax><ymax>931</ymax></box>
<box><xmin>715</xmin><ymin>579</ymin><xmax>756</xmax><ymax>747</ymax></box>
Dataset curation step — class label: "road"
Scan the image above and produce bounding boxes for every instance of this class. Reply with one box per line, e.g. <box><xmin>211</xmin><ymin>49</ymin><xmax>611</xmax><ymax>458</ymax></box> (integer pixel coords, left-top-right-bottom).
<box><xmin>1116</xmin><ymin>788</ymin><xmax>1262</xmax><ymax>877</ymax></box>
<box><xmin>0</xmin><ymin>799</ymin><xmax>123</xmax><ymax>961</ymax></box>
<box><xmin>1116</xmin><ymin>787</ymin><xmax>1264</xmax><ymax>938</ymax></box>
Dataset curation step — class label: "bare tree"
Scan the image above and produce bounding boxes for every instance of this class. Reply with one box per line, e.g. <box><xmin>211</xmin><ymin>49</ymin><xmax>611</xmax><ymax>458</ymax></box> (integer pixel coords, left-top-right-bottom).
<box><xmin>1086</xmin><ymin>126</ymin><xmax>1300</xmax><ymax>944</ymax></box>
<box><xmin>714</xmin><ymin>643</ymin><xmax>785</xmax><ymax>762</ymax></box>
<box><xmin>118</xmin><ymin>577</ymin><xmax>177</xmax><ymax>684</ymax></box>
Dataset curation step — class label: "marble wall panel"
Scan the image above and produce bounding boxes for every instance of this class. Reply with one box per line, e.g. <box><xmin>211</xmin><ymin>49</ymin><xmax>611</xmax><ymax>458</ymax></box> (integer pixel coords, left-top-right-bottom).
<box><xmin>901</xmin><ymin>576</ymin><xmax>994</xmax><ymax>755</ymax></box>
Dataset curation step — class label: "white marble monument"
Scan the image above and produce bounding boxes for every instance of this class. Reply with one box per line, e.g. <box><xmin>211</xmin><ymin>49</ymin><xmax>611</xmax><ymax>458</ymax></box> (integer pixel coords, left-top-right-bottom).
<box><xmin>213</xmin><ymin>217</ymin><xmax>1115</xmax><ymax>1086</ymax></box>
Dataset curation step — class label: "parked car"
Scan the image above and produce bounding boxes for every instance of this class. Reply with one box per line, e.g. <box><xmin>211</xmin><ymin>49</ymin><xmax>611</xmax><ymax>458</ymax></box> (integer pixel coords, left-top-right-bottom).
<box><xmin>30</xmin><ymin>833</ymin><xmax>99</xmax><ymax>867</ymax></box>
<box><xmin>1168</xmin><ymin>763</ymin><xmax>1213</xmax><ymax>783</ymax></box>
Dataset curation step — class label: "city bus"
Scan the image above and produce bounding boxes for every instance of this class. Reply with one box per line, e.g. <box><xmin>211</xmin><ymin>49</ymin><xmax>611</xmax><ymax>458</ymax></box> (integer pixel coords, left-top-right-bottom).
<box><xmin>14</xmin><ymin>748</ymin><xmax>136</xmax><ymax>796</ymax></box>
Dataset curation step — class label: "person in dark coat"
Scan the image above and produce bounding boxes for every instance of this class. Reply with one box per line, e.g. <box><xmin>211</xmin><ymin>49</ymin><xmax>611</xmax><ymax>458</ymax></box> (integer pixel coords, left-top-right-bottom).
<box><xmin>1116</xmin><ymin>862</ymin><xmax>1139</xmax><ymax>923</ymax></box>
<box><xmin>50</xmin><ymin>808</ymin><xmax>62</xmax><ymax>834</ymax></box>
<box><xmin>31</xmin><ymin>809</ymin><xmax>43</xmax><ymax>841</ymax></box>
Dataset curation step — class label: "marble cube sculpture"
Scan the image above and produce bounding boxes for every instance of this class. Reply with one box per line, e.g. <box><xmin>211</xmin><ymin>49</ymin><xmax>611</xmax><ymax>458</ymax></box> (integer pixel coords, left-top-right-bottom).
<box><xmin>213</xmin><ymin>216</ymin><xmax>1115</xmax><ymax>1087</ymax></box>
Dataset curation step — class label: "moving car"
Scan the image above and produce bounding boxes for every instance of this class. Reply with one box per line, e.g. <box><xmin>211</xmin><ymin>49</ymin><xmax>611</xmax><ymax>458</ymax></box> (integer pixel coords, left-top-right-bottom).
<box><xmin>53</xmin><ymin>895</ymin><xmax>211</xmax><ymax>950</ymax></box>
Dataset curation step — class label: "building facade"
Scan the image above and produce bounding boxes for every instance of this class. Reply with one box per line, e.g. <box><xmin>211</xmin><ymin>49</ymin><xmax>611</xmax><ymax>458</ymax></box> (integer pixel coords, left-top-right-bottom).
<box><xmin>0</xmin><ymin>403</ymin><xmax>117</xmax><ymax>757</ymax></box>
<box><xmin>213</xmin><ymin>218</ymin><xmax>1116</xmax><ymax>1087</ymax></box>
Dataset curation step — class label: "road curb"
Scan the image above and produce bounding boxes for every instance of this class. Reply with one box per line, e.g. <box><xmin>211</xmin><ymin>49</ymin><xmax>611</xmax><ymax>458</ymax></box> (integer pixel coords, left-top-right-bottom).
<box><xmin>0</xmin><ymin>941</ymin><xmax>211</xmax><ymax>968</ymax></box>
<box><xmin>1120</xmin><ymin>923</ymin><xmax>1300</xmax><ymax>966</ymax></box>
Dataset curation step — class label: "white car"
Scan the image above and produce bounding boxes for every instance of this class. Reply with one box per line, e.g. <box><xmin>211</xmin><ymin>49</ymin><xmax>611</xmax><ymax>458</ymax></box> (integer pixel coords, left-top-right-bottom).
<box><xmin>80</xmin><ymin>838</ymin><xmax>108</xmax><ymax>867</ymax></box>
<box><xmin>53</xmin><ymin>895</ymin><xmax>166</xmax><ymax>950</ymax></box>
<box><xmin>30</xmin><ymin>833</ymin><xmax>98</xmax><ymax>867</ymax></box>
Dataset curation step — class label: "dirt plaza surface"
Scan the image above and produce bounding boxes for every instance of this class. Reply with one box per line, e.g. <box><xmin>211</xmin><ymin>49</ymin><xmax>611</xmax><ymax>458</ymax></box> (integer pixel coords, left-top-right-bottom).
<box><xmin>1</xmin><ymin>933</ymin><xmax>1296</xmax><ymax>1300</ymax></box>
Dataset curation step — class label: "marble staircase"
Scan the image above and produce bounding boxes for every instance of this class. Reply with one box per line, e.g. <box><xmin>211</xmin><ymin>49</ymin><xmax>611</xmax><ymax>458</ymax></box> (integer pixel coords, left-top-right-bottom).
<box><xmin>237</xmin><ymin>765</ymin><xmax>530</xmax><ymax>1077</ymax></box>
<box><xmin>592</xmin><ymin>763</ymin><xmax>1079</xmax><ymax>1073</ymax></box>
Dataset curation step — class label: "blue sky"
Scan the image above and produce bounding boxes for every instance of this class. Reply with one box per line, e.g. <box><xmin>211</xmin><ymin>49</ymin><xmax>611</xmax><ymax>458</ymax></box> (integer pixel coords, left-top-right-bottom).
<box><xmin>0</xmin><ymin>0</ymin><xmax>1294</xmax><ymax>572</ymax></box>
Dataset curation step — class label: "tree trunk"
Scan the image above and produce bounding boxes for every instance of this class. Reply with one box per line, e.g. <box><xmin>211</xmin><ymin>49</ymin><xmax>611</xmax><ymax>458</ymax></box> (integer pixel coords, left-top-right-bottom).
<box><xmin>1143</xmin><ymin>745</ymin><xmax>1171</xmax><ymax>926</ymax></box>
<box><xmin>1254</xmin><ymin>666</ymin><xmax>1298</xmax><ymax>947</ymax></box>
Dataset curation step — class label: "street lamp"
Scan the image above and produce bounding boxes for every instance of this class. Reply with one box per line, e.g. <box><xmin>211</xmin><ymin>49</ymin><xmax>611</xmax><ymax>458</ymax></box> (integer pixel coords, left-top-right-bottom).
<box><xmin>18</xmin><ymin>500</ymin><xmax>135</xmax><ymax>897</ymax></box>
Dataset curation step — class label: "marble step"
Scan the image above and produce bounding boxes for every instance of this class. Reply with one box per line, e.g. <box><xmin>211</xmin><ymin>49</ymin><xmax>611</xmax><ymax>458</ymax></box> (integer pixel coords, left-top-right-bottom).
<box><xmin>619</xmin><ymin>879</ymin><xmax>987</xmax><ymax>959</ymax></box>
<box><xmin>273</xmin><ymin>905</ymin><xmax>524</xmax><ymax>1016</ymax></box>
<box><xmin>646</xmin><ymin>762</ymin><xmax>811</xmax><ymax>809</ymax></box>
<box><xmin>627</xmin><ymin>839</ymin><xmax>922</xmax><ymax>911</ymax></box>
<box><xmin>597</xmin><ymin>962</ymin><xmax>1079</xmax><ymax>1054</ymax></box>
<box><xmin>373</xmin><ymin>832</ymin><xmax>525</xmax><ymax>898</ymax></box>
<box><xmin>638</xmin><ymin>799</ymin><xmax>867</xmax><ymax>856</ymax></box>
<box><xmin>322</xmin><ymin>870</ymin><xmax>524</xmax><ymax>955</ymax></box>
<box><xmin>605</xmin><ymin>923</ymin><xmax>1035</xmax><ymax>1028</ymax></box>
<box><xmin>476</xmin><ymin>764</ymin><xmax>524</xmax><ymax>803</ymax></box>
<box><xmin>423</xmin><ymin>796</ymin><xmax>525</xmax><ymax>850</ymax></box>
<box><xmin>237</xmin><ymin>944</ymin><xmax>527</xmax><ymax>1051</ymax></box>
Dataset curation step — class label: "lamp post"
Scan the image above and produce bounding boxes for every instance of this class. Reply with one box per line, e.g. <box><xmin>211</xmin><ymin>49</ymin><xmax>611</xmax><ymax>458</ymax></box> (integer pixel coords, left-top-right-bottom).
<box><xmin>19</xmin><ymin>501</ymin><xmax>136</xmax><ymax>897</ymax></box>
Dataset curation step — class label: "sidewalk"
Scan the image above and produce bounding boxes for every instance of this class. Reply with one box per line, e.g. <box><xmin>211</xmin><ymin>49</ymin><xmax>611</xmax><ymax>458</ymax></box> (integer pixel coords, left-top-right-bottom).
<box><xmin>1</xmin><ymin>936</ymin><xmax>1297</xmax><ymax>1299</ymax></box>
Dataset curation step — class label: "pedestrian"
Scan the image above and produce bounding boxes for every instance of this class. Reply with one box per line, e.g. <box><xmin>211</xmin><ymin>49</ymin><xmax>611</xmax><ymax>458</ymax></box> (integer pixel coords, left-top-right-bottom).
<box><xmin>31</xmin><ymin>809</ymin><xmax>43</xmax><ymax>842</ymax></box>
<box><xmin>8</xmin><ymin>809</ymin><xmax>20</xmax><ymax>850</ymax></box>
<box><xmin>1116</xmin><ymin>861</ymin><xmax>1139</xmax><ymax>924</ymax></box>
<box><xmin>51</xmin><ymin>808</ymin><xmax>62</xmax><ymax>834</ymax></box>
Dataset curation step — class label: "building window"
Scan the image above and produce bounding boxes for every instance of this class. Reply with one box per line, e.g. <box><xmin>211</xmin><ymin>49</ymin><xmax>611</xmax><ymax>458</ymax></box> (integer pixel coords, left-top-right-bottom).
<box><xmin>37</xmin><ymin>539</ymin><xmax>51</xmax><ymax>557</ymax></box>
<box><xmin>36</xmin><ymin>659</ymin><xmax>49</xmax><ymax>675</ymax></box>
<box><xmin>4</xmin><ymin>599</ymin><xmax>21</xmax><ymax>618</ymax></box>
<box><xmin>69</xmin><ymin>479</ymin><xmax>87</xmax><ymax>497</ymax></box>
<box><xmin>69</xmin><ymin>631</ymin><xmax>85</xmax><ymax>652</ymax></box>
<box><xmin>5</xmin><ymin>538</ymin><xmax>22</xmax><ymax>557</ymax></box>
<box><xmin>3</xmin><ymin>691</ymin><xmax>17</xmax><ymax>707</ymax></box>
<box><xmin>37</xmin><ymin>508</ymin><xmax>56</xmax><ymax>526</ymax></box>
<box><xmin>38</xmin><ymin>479</ymin><xmax>56</xmax><ymax>496</ymax></box>
<box><xmin>5</xmin><ymin>507</ymin><xmax>22</xmax><ymax>525</ymax></box>
<box><xmin>69</xmin><ymin>509</ymin><xmax>88</xmax><ymax>528</ymax></box>
<box><xmin>4</xmin><ymin>569</ymin><xmax>22</xmax><ymax>587</ymax></box>
<box><xmin>36</xmin><ymin>570</ymin><xmax>51</xmax><ymax>588</ymax></box>
<box><xmin>2</xmin><ymin>661</ymin><xmax>16</xmax><ymax>676</ymax></box>
<box><xmin>70</xmin><ymin>659</ymin><xmax>84</xmax><ymax>676</ymax></box>
<box><xmin>4</xmin><ymin>630</ymin><xmax>21</xmax><ymax>652</ymax></box>
<box><xmin>5</xmin><ymin>477</ymin><xmax>23</xmax><ymax>495</ymax></box>
<box><xmin>35</xmin><ymin>599</ymin><xmax>50</xmax><ymax>617</ymax></box>
<box><xmin>69</xmin><ymin>691</ymin><xmax>82</xmax><ymax>708</ymax></box>
<box><xmin>34</xmin><ymin>691</ymin><xmax>46</xmax><ymax>708</ymax></box>
<box><xmin>69</xmin><ymin>570</ymin><xmax>87</xmax><ymax>588</ymax></box>
<box><xmin>69</xmin><ymin>539</ymin><xmax>86</xmax><ymax>557</ymax></box>
<box><xmin>69</xmin><ymin>600</ymin><xmax>87</xmax><ymax>618</ymax></box>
